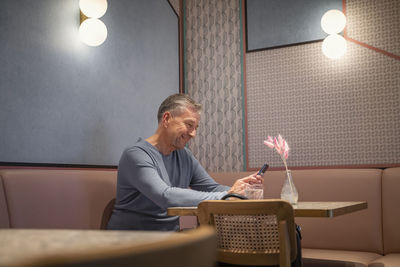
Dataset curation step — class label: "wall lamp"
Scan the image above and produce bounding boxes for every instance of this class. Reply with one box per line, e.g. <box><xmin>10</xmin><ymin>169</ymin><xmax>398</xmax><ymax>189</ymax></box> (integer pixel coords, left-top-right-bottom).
<box><xmin>79</xmin><ymin>0</ymin><xmax>108</xmax><ymax>47</ymax></box>
<box><xmin>321</xmin><ymin>9</ymin><xmax>347</xmax><ymax>59</ymax></box>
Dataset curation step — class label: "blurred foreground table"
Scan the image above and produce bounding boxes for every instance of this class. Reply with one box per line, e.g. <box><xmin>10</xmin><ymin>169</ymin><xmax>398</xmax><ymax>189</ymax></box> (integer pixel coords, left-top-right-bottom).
<box><xmin>168</xmin><ymin>201</ymin><xmax>368</xmax><ymax>218</ymax></box>
<box><xmin>0</xmin><ymin>229</ymin><xmax>174</xmax><ymax>267</ymax></box>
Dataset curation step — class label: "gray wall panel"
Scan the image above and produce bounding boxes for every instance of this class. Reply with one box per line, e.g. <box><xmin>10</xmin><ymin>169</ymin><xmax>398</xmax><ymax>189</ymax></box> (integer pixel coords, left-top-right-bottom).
<box><xmin>246</xmin><ymin>0</ymin><xmax>342</xmax><ymax>51</ymax></box>
<box><xmin>0</xmin><ymin>0</ymin><xmax>178</xmax><ymax>165</ymax></box>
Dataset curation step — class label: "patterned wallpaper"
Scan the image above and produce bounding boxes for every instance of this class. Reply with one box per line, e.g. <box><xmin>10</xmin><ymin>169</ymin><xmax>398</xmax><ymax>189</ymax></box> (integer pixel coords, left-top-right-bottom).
<box><xmin>183</xmin><ymin>0</ymin><xmax>399</xmax><ymax>171</ymax></box>
<box><xmin>246</xmin><ymin>41</ymin><xmax>400</xmax><ymax>169</ymax></box>
<box><xmin>184</xmin><ymin>0</ymin><xmax>244</xmax><ymax>172</ymax></box>
<box><xmin>346</xmin><ymin>0</ymin><xmax>400</xmax><ymax>57</ymax></box>
<box><xmin>246</xmin><ymin>0</ymin><xmax>400</xmax><ymax>169</ymax></box>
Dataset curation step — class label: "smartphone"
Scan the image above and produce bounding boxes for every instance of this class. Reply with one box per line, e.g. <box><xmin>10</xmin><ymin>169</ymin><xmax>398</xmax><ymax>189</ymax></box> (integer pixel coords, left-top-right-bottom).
<box><xmin>257</xmin><ymin>163</ymin><xmax>269</xmax><ymax>176</ymax></box>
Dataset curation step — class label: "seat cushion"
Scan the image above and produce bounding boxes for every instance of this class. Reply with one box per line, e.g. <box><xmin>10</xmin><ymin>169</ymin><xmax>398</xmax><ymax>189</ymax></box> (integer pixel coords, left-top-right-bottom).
<box><xmin>368</xmin><ymin>254</ymin><xmax>400</xmax><ymax>267</ymax></box>
<box><xmin>382</xmin><ymin>168</ymin><xmax>400</xmax><ymax>254</ymax></box>
<box><xmin>303</xmin><ymin>248</ymin><xmax>381</xmax><ymax>267</ymax></box>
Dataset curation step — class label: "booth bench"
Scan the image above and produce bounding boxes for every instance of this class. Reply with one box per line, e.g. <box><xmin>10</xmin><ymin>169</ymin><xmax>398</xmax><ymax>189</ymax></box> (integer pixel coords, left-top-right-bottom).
<box><xmin>0</xmin><ymin>167</ymin><xmax>399</xmax><ymax>267</ymax></box>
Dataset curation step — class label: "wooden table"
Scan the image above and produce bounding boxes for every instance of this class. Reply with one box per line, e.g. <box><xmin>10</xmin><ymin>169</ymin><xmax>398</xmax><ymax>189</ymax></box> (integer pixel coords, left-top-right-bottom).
<box><xmin>167</xmin><ymin>201</ymin><xmax>368</xmax><ymax>218</ymax></box>
<box><xmin>0</xmin><ymin>229</ymin><xmax>175</xmax><ymax>267</ymax></box>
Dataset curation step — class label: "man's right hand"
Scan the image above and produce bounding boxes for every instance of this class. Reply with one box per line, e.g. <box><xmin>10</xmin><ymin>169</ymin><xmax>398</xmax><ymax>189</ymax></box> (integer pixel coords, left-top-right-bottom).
<box><xmin>228</xmin><ymin>173</ymin><xmax>264</xmax><ymax>195</ymax></box>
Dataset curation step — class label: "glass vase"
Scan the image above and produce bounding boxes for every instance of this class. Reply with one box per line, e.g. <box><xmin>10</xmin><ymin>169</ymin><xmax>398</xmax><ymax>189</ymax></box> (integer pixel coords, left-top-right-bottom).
<box><xmin>280</xmin><ymin>170</ymin><xmax>298</xmax><ymax>204</ymax></box>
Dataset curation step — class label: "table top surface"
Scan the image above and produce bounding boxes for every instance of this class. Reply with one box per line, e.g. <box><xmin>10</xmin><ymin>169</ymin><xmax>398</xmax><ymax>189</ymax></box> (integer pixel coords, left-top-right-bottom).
<box><xmin>167</xmin><ymin>201</ymin><xmax>368</xmax><ymax>218</ymax></box>
<box><xmin>0</xmin><ymin>229</ymin><xmax>174</xmax><ymax>267</ymax></box>
<box><xmin>292</xmin><ymin>201</ymin><xmax>368</xmax><ymax>217</ymax></box>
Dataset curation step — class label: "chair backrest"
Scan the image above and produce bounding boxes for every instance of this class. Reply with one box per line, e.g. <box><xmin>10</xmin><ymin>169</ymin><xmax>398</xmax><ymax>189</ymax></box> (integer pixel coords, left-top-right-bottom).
<box><xmin>16</xmin><ymin>227</ymin><xmax>217</xmax><ymax>267</ymax></box>
<box><xmin>197</xmin><ymin>199</ymin><xmax>297</xmax><ymax>267</ymax></box>
<box><xmin>100</xmin><ymin>198</ymin><xmax>115</xmax><ymax>229</ymax></box>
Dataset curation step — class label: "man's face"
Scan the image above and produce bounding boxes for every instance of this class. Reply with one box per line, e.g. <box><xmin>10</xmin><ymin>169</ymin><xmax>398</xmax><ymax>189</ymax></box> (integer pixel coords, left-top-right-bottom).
<box><xmin>166</xmin><ymin>108</ymin><xmax>200</xmax><ymax>150</ymax></box>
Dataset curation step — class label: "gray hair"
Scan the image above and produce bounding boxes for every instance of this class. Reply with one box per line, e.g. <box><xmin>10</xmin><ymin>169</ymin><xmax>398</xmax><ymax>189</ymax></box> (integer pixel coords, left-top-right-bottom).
<box><xmin>157</xmin><ymin>94</ymin><xmax>202</xmax><ymax>123</ymax></box>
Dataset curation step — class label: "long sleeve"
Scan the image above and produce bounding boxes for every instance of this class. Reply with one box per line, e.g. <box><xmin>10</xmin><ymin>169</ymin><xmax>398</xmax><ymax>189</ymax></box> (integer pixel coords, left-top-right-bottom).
<box><xmin>188</xmin><ymin>150</ymin><xmax>230</xmax><ymax>192</ymax></box>
<box><xmin>117</xmin><ymin>146</ymin><xmax>228</xmax><ymax>210</ymax></box>
<box><xmin>108</xmin><ymin>139</ymin><xmax>230</xmax><ymax>231</ymax></box>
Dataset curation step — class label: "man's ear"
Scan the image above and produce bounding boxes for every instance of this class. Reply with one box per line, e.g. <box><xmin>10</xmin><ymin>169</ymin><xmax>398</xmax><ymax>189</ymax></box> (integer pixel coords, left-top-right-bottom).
<box><xmin>161</xmin><ymin>112</ymin><xmax>172</xmax><ymax>128</ymax></box>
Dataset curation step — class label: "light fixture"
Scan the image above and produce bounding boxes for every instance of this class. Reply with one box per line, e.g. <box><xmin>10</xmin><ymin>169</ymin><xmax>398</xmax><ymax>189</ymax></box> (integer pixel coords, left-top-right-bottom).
<box><xmin>79</xmin><ymin>0</ymin><xmax>108</xmax><ymax>47</ymax></box>
<box><xmin>79</xmin><ymin>18</ymin><xmax>108</xmax><ymax>47</ymax></box>
<box><xmin>321</xmin><ymin>9</ymin><xmax>346</xmax><ymax>35</ymax></box>
<box><xmin>321</xmin><ymin>9</ymin><xmax>346</xmax><ymax>59</ymax></box>
<box><xmin>79</xmin><ymin>0</ymin><xmax>108</xmax><ymax>18</ymax></box>
<box><xmin>322</xmin><ymin>34</ymin><xmax>347</xmax><ymax>59</ymax></box>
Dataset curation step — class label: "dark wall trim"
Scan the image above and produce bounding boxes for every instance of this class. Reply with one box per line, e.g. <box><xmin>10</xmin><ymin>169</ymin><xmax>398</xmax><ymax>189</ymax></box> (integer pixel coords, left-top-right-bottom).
<box><xmin>247</xmin><ymin>39</ymin><xmax>323</xmax><ymax>53</ymax></box>
<box><xmin>167</xmin><ymin>0</ymin><xmax>179</xmax><ymax>17</ymax></box>
<box><xmin>179</xmin><ymin>0</ymin><xmax>184</xmax><ymax>93</ymax></box>
<box><xmin>0</xmin><ymin>162</ymin><xmax>117</xmax><ymax>169</ymax></box>
<box><xmin>247</xmin><ymin>163</ymin><xmax>400</xmax><ymax>172</ymax></box>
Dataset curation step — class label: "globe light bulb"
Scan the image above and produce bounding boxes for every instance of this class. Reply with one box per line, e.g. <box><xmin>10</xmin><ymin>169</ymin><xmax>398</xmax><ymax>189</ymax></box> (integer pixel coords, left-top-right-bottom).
<box><xmin>79</xmin><ymin>18</ymin><xmax>108</xmax><ymax>47</ymax></box>
<box><xmin>79</xmin><ymin>0</ymin><xmax>108</xmax><ymax>18</ymax></box>
<box><xmin>322</xmin><ymin>34</ymin><xmax>347</xmax><ymax>59</ymax></box>
<box><xmin>321</xmin><ymin>9</ymin><xmax>346</xmax><ymax>34</ymax></box>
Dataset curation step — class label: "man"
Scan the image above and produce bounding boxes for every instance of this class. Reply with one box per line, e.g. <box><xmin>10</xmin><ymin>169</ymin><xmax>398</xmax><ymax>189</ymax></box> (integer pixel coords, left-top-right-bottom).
<box><xmin>107</xmin><ymin>93</ymin><xmax>263</xmax><ymax>231</ymax></box>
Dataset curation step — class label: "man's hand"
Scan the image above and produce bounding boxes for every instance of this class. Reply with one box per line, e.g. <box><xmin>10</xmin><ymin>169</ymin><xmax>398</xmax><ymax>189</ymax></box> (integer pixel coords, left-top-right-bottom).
<box><xmin>228</xmin><ymin>173</ymin><xmax>264</xmax><ymax>195</ymax></box>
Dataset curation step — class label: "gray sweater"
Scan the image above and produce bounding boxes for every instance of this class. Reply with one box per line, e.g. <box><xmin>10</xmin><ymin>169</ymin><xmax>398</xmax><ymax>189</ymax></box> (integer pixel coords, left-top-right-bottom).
<box><xmin>107</xmin><ymin>138</ymin><xmax>229</xmax><ymax>231</ymax></box>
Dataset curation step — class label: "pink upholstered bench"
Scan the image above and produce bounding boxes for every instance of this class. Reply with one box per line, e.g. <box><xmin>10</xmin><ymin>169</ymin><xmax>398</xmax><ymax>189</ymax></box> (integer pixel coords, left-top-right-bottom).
<box><xmin>182</xmin><ymin>168</ymin><xmax>400</xmax><ymax>267</ymax></box>
<box><xmin>1</xmin><ymin>167</ymin><xmax>399</xmax><ymax>267</ymax></box>
<box><xmin>0</xmin><ymin>169</ymin><xmax>117</xmax><ymax>229</ymax></box>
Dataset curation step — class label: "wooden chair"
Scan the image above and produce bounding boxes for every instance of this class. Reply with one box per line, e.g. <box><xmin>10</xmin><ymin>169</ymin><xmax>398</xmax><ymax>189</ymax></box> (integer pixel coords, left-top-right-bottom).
<box><xmin>197</xmin><ymin>200</ymin><xmax>297</xmax><ymax>267</ymax></box>
<box><xmin>100</xmin><ymin>198</ymin><xmax>115</xmax><ymax>229</ymax></box>
<box><xmin>16</xmin><ymin>227</ymin><xmax>216</xmax><ymax>267</ymax></box>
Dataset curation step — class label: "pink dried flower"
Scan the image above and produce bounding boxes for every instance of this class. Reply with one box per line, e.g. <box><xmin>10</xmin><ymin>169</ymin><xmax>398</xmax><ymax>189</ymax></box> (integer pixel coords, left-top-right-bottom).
<box><xmin>263</xmin><ymin>134</ymin><xmax>290</xmax><ymax>171</ymax></box>
<box><xmin>263</xmin><ymin>136</ymin><xmax>274</xmax><ymax>149</ymax></box>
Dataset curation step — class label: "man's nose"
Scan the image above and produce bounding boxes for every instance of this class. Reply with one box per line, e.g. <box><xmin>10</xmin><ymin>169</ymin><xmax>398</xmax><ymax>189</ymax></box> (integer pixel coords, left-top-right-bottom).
<box><xmin>188</xmin><ymin>128</ymin><xmax>196</xmax><ymax>137</ymax></box>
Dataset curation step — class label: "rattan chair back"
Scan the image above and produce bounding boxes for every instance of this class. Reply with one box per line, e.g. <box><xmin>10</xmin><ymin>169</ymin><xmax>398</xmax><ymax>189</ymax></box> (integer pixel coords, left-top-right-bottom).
<box><xmin>197</xmin><ymin>200</ymin><xmax>296</xmax><ymax>267</ymax></box>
